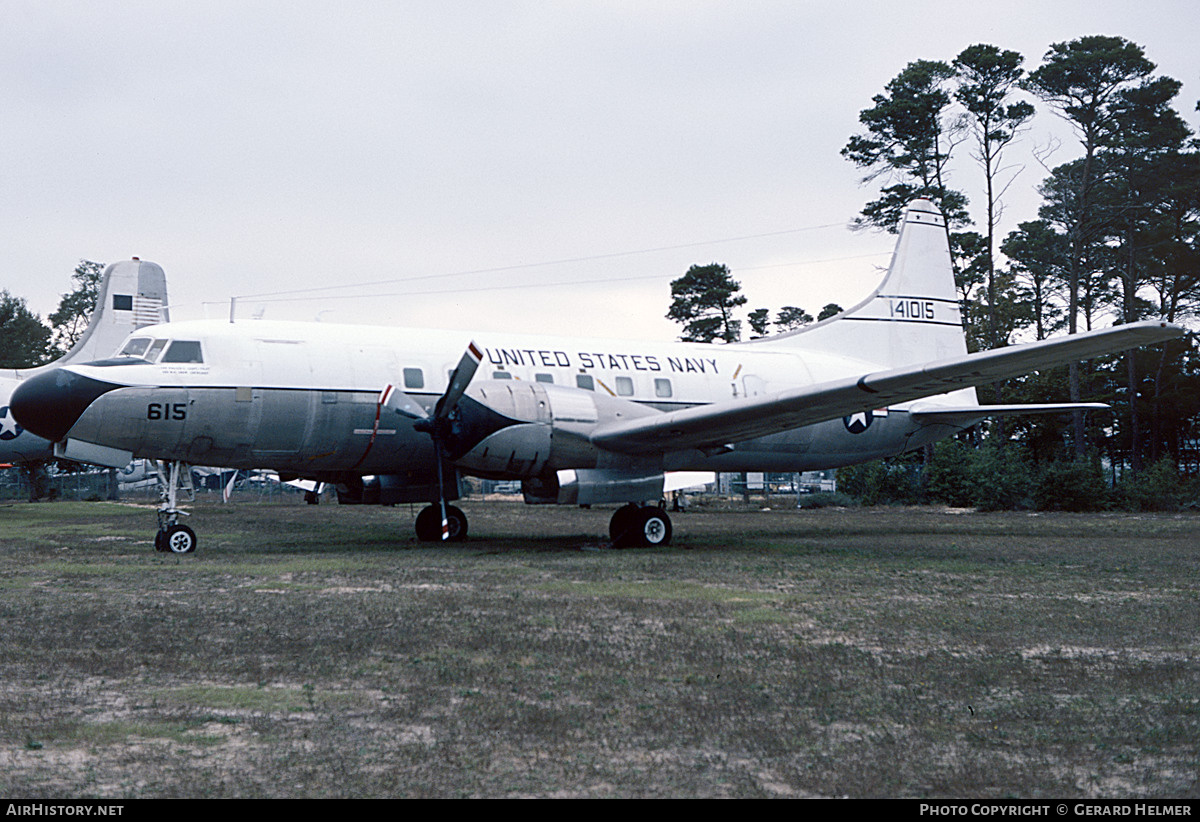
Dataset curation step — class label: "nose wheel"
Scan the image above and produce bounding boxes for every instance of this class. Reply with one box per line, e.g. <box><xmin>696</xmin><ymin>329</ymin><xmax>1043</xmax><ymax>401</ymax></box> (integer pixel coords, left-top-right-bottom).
<box><xmin>153</xmin><ymin>460</ymin><xmax>197</xmax><ymax>554</ymax></box>
<box><xmin>155</xmin><ymin>522</ymin><xmax>198</xmax><ymax>554</ymax></box>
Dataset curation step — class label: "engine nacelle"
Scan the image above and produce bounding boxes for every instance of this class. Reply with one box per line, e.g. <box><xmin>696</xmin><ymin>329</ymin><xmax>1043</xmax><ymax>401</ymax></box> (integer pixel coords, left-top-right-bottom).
<box><xmin>450</xmin><ymin>380</ymin><xmax>660</xmax><ymax>479</ymax></box>
<box><xmin>522</xmin><ymin>468</ymin><xmax>665</xmax><ymax>506</ymax></box>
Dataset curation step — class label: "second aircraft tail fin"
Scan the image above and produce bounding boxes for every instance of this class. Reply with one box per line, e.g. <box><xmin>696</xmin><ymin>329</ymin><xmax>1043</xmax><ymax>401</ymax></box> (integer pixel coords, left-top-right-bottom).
<box><xmin>61</xmin><ymin>259</ymin><xmax>169</xmax><ymax>364</ymax></box>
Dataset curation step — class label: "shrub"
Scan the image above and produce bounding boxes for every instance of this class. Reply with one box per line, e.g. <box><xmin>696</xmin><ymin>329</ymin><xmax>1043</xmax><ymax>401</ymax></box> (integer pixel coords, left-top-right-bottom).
<box><xmin>925</xmin><ymin>439</ymin><xmax>976</xmax><ymax>507</ymax></box>
<box><xmin>971</xmin><ymin>442</ymin><xmax>1035</xmax><ymax>511</ymax></box>
<box><xmin>836</xmin><ymin>458</ymin><xmax>922</xmax><ymax>506</ymax></box>
<box><xmin>1033</xmin><ymin>458</ymin><xmax>1110</xmax><ymax>511</ymax></box>
<box><xmin>1116</xmin><ymin>459</ymin><xmax>1194</xmax><ymax>512</ymax></box>
<box><xmin>925</xmin><ymin>439</ymin><xmax>1034</xmax><ymax>511</ymax></box>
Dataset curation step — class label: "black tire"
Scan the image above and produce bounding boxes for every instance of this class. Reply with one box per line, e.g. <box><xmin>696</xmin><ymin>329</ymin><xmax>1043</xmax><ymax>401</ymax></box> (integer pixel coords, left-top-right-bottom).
<box><xmin>608</xmin><ymin>503</ymin><xmax>641</xmax><ymax>546</ymax></box>
<box><xmin>610</xmin><ymin>505</ymin><xmax>672</xmax><ymax>548</ymax></box>
<box><xmin>164</xmin><ymin>524</ymin><xmax>197</xmax><ymax>554</ymax></box>
<box><xmin>415</xmin><ymin>506</ymin><xmax>440</xmax><ymax>541</ymax></box>
<box><xmin>634</xmin><ymin>507</ymin><xmax>672</xmax><ymax>548</ymax></box>
<box><xmin>154</xmin><ymin>530</ymin><xmax>168</xmax><ymax>553</ymax></box>
<box><xmin>415</xmin><ymin>505</ymin><xmax>468</xmax><ymax>542</ymax></box>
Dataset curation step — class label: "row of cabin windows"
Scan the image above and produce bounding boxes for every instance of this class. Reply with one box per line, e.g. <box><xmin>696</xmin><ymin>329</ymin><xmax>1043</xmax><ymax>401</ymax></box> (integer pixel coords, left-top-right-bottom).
<box><xmin>405</xmin><ymin>366</ymin><xmax>674</xmax><ymax>398</ymax></box>
<box><xmin>491</xmin><ymin>370</ymin><xmax>673</xmax><ymax>398</ymax></box>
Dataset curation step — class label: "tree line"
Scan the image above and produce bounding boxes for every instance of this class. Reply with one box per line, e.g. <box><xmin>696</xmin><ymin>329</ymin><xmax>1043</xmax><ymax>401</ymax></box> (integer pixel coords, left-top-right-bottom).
<box><xmin>666</xmin><ymin>261</ymin><xmax>843</xmax><ymax>343</ymax></box>
<box><xmin>668</xmin><ymin>34</ymin><xmax>1200</xmax><ymax>496</ymax></box>
<box><xmin>1</xmin><ymin>260</ymin><xmax>105</xmax><ymax>369</ymax></box>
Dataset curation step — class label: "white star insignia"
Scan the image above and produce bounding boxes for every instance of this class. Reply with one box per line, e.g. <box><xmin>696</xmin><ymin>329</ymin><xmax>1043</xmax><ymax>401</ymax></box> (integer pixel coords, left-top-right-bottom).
<box><xmin>0</xmin><ymin>406</ymin><xmax>21</xmax><ymax>438</ymax></box>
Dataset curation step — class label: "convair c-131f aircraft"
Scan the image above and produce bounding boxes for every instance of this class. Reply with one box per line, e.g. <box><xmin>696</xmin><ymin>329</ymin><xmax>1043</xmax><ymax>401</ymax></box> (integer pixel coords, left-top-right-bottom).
<box><xmin>1</xmin><ymin>259</ymin><xmax>168</xmax><ymax>496</ymax></box>
<box><xmin>11</xmin><ymin>200</ymin><xmax>1183</xmax><ymax>551</ymax></box>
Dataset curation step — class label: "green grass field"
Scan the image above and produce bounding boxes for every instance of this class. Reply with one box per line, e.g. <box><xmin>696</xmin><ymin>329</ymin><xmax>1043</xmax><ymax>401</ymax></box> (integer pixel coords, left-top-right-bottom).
<box><xmin>1</xmin><ymin>498</ymin><xmax>1197</xmax><ymax>798</ymax></box>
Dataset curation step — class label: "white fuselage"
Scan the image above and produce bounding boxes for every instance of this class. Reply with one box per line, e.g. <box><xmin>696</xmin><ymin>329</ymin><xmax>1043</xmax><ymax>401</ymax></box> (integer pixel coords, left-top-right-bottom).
<box><xmin>51</xmin><ymin>318</ymin><xmax>971</xmax><ymax>480</ymax></box>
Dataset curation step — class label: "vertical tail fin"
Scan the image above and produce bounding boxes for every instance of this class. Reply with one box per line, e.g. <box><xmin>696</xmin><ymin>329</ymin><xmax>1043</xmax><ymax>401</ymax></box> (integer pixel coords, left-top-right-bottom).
<box><xmin>60</xmin><ymin>259</ymin><xmax>170</xmax><ymax>364</ymax></box>
<box><xmin>763</xmin><ymin>199</ymin><xmax>966</xmax><ymax>367</ymax></box>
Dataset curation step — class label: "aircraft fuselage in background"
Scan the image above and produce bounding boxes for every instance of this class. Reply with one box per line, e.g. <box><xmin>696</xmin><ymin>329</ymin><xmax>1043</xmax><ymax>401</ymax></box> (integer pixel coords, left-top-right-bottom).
<box><xmin>0</xmin><ymin>259</ymin><xmax>168</xmax><ymax>492</ymax></box>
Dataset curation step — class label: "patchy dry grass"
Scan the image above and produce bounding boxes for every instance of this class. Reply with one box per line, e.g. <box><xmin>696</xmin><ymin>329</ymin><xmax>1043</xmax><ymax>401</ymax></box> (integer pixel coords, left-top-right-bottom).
<box><xmin>1</xmin><ymin>498</ymin><xmax>1198</xmax><ymax>798</ymax></box>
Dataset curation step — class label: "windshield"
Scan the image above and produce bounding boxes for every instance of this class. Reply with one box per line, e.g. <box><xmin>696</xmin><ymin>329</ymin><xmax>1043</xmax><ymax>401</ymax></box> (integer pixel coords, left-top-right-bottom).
<box><xmin>115</xmin><ymin>337</ymin><xmax>170</xmax><ymax>363</ymax></box>
<box><xmin>117</xmin><ymin>337</ymin><xmax>151</xmax><ymax>358</ymax></box>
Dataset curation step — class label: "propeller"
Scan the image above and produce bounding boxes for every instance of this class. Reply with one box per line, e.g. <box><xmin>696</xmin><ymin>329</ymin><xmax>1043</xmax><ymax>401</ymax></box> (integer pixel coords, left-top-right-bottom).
<box><xmin>383</xmin><ymin>341</ymin><xmax>483</xmax><ymax>540</ymax></box>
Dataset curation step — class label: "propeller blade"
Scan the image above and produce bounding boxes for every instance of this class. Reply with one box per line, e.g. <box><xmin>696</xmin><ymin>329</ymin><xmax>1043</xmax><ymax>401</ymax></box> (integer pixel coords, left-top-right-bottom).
<box><xmin>380</xmin><ymin>383</ymin><xmax>430</xmax><ymax>421</ymax></box>
<box><xmin>437</xmin><ymin>341</ymin><xmax>483</xmax><ymax>422</ymax></box>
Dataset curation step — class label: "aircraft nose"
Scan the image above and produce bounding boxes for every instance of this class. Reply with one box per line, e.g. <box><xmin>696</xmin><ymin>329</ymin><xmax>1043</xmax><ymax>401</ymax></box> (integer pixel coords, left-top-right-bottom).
<box><xmin>9</xmin><ymin>368</ymin><xmax>121</xmax><ymax>443</ymax></box>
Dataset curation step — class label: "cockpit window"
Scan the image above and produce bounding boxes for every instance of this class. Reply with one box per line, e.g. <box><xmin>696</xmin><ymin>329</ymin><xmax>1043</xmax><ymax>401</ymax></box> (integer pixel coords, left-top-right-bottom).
<box><xmin>116</xmin><ymin>337</ymin><xmax>170</xmax><ymax>362</ymax></box>
<box><xmin>161</xmin><ymin>340</ymin><xmax>204</xmax><ymax>364</ymax></box>
<box><xmin>118</xmin><ymin>338</ymin><xmax>151</xmax><ymax>358</ymax></box>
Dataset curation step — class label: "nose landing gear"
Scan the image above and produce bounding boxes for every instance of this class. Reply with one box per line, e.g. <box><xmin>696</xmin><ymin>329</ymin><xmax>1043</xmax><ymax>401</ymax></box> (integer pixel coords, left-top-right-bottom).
<box><xmin>153</xmin><ymin>460</ymin><xmax>197</xmax><ymax>554</ymax></box>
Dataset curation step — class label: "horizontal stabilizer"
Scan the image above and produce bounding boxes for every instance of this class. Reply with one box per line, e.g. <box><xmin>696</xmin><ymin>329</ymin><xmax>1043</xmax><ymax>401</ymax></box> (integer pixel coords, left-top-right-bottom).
<box><xmin>592</xmin><ymin>320</ymin><xmax>1183</xmax><ymax>455</ymax></box>
<box><xmin>909</xmin><ymin>403</ymin><xmax>1110</xmax><ymax>427</ymax></box>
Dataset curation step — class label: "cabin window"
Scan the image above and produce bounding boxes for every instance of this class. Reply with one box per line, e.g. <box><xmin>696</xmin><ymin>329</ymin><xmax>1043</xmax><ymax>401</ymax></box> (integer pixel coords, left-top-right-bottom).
<box><xmin>492</xmin><ymin>371</ymin><xmax>513</xmax><ymax>380</ymax></box>
<box><xmin>161</xmin><ymin>340</ymin><xmax>204</xmax><ymax>363</ymax></box>
<box><xmin>403</xmin><ymin>368</ymin><xmax>424</xmax><ymax>389</ymax></box>
<box><xmin>535</xmin><ymin>373</ymin><xmax>554</xmax><ymax>384</ymax></box>
<box><xmin>575</xmin><ymin>374</ymin><xmax>594</xmax><ymax>391</ymax></box>
<box><xmin>615</xmin><ymin>376</ymin><xmax>634</xmax><ymax>396</ymax></box>
<box><xmin>654</xmin><ymin>378</ymin><xmax>673</xmax><ymax>398</ymax></box>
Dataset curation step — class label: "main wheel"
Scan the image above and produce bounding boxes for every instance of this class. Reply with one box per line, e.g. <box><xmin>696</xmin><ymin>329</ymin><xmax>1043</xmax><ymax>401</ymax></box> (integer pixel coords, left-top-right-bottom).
<box><xmin>610</xmin><ymin>505</ymin><xmax>672</xmax><ymax>548</ymax></box>
<box><xmin>415</xmin><ymin>504</ymin><xmax>468</xmax><ymax>542</ymax></box>
<box><xmin>164</xmin><ymin>524</ymin><xmax>197</xmax><ymax>554</ymax></box>
<box><xmin>634</xmin><ymin>507</ymin><xmax>672</xmax><ymax>547</ymax></box>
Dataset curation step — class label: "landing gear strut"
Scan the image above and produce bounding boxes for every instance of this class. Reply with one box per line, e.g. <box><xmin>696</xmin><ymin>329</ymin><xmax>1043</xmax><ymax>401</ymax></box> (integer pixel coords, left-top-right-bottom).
<box><xmin>609</xmin><ymin>503</ymin><xmax>672</xmax><ymax>548</ymax></box>
<box><xmin>154</xmin><ymin>460</ymin><xmax>197</xmax><ymax>554</ymax></box>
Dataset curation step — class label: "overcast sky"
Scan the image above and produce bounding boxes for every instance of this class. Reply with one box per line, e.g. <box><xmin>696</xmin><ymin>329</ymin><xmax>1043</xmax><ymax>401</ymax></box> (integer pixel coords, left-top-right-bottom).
<box><xmin>4</xmin><ymin>1</ymin><xmax>1198</xmax><ymax>344</ymax></box>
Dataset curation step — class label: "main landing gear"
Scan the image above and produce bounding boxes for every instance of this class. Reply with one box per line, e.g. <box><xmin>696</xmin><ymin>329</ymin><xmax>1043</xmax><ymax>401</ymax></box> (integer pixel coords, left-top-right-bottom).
<box><xmin>609</xmin><ymin>503</ymin><xmax>673</xmax><ymax>548</ymax></box>
<box><xmin>153</xmin><ymin>460</ymin><xmax>197</xmax><ymax>554</ymax></box>
<box><xmin>408</xmin><ymin>502</ymin><xmax>671</xmax><ymax>548</ymax></box>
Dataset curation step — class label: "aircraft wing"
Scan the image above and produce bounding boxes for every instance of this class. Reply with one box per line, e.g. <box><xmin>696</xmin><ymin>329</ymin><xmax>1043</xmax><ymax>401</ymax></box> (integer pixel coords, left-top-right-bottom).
<box><xmin>590</xmin><ymin>320</ymin><xmax>1183</xmax><ymax>455</ymax></box>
